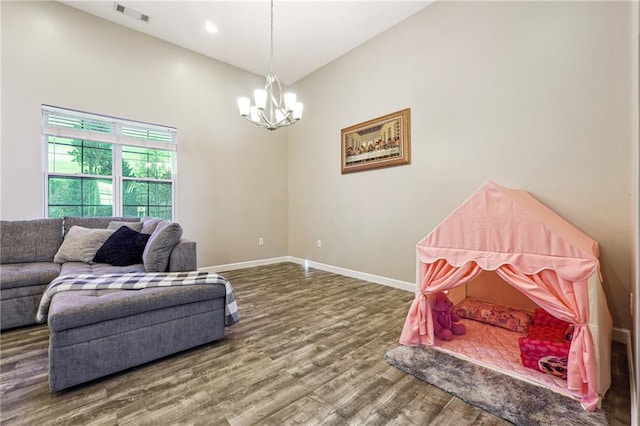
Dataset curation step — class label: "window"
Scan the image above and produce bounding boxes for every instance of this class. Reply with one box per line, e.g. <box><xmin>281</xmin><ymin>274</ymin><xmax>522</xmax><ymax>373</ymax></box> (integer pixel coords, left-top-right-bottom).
<box><xmin>43</xmin><ymin>105</ymin><xmax>177</xmax><ymax>220</ymax></box>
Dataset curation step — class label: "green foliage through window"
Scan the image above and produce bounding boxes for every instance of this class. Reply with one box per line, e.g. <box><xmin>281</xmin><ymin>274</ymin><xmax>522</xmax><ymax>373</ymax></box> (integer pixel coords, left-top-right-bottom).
<box><xmin>48</xmin><ymin>137</ymin><xmax>112</xmax><ymax>176</ymax></box>
<box><xmin>48</xmin><ymin>176</ymin><xmax>113</xmax><ymax>218</ymax></box>
<box><xmin>122</xmin><ymin>147</ymin><xmax>174</xmax><ymax>180</ymax></box>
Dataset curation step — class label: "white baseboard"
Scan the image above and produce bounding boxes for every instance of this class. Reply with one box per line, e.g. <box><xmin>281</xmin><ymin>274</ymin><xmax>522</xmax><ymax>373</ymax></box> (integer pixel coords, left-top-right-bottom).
<box><xmin>200</xmin><ymin>256</ymin><xmax>416</xmax><ymax>293</ymax></box>
<box><xmin>612</xmin><ymin>327</ymin><xmax>631</xmax><ymax>344</ymax></box>
<box><xmin>287</xmin><ymin>257</ymin><xmax>416</xmax><ymax>292</ymax></box>
<box><xmin>199</xmin><ymin>256</ymin><xmax>289</xmax><ymax>273</ymax></box>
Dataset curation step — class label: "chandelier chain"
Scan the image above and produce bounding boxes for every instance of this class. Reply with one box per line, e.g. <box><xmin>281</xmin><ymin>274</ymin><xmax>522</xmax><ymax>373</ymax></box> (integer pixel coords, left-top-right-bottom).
<box><xmin>269</xmin><ymin>0</ymin><xmax>274</xmax><ymax>75</ymax></box>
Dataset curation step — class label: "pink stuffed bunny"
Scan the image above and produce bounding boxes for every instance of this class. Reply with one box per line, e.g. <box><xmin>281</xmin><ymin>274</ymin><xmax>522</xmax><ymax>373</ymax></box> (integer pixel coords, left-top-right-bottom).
<box><xmin>432</xmin><ymin>291</ymin><xmax>466</xmax><ymax>341</ymax></box>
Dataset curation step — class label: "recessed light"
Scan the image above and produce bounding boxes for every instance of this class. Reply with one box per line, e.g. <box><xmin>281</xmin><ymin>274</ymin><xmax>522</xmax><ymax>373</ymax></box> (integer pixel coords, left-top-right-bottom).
<box><xmin>205</xmin><ymin>21</ymin><xmax>218</xmax><ymax>34</ymax></box>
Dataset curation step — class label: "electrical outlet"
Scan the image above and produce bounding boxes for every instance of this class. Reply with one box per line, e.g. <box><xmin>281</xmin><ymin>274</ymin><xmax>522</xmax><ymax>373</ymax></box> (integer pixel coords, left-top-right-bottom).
<box><xmin>258</xmin><ymin>237</ymin><xmax>264</xmax><ymax>246</ymax></box>
<box><xmin>316</xmin><ymin>239</ymin><xmax>322</xmax><ymax>248</ymax></box>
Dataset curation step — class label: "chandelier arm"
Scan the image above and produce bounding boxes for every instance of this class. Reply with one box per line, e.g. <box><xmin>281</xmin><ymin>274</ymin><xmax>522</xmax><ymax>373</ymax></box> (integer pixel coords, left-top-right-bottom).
<box><xmin>273</xmin><ymin>110</ymin><xmax>294</xmax><ymax>126</ymax></box>
<box><xmin>254</xmin><ymin>109</ymin><xmax>295</xmax><ymax>130</ymax></box>
<box><xmin>258</xmin><ymin>109</ymin><xmax>274</xmax><ymax>127</ymax></box>
<box><xmin>265</xmin><ymin>81</ymin><xmax>275</xmax><ymax>124</ymax></box>
<box><xmin>242</xmin><ymin>115</ymin><xmax>269</xmax><ymax>129</ymax></box>
<box><xmin>258</xmin><ymin>108</ymin><xmax>287</xmax><ymax>131</ymax></box>
<box><xmin>270</xmin><ymin>73</ymin><xmax>283</xmax><ymax>108</ymax></box>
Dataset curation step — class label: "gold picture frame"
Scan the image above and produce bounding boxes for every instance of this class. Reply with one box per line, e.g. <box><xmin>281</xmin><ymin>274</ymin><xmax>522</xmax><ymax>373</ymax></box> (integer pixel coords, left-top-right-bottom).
<box><xmin>341</xmin><ymin>108</ymin><xmax>410</xmax><ymax>174</ymax></box>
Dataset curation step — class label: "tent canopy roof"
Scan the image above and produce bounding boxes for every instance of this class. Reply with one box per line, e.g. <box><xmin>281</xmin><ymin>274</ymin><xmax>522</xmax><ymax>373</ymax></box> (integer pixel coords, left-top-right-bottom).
<box><xmin>417</xmin><ymin>181</ymin><xmax>599</xmax><ymax>281</ymax></box>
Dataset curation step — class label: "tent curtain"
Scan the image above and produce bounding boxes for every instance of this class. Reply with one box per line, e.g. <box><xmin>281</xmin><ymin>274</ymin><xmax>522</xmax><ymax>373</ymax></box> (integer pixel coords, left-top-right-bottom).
<box><xmin>495</xmin><ymin>265</ymin><xmax>599</xmax><ymax>411</ymax></box>
<box><xmin>399</xmin><ymin>259</ymin><xmax>483</xmax><ymax>346</ymax></box>
<box><xmin>399</xmin><ymin>259</ymin><xmax>600</xmax><ymax>411</ymax></box>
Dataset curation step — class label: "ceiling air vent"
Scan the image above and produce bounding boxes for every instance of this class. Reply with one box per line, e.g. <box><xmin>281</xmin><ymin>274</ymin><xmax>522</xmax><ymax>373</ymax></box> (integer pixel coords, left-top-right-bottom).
<box><xmin>113</xmin><ymin>2</ymin><xmax>150</xmax><ymax>23</ymax></box>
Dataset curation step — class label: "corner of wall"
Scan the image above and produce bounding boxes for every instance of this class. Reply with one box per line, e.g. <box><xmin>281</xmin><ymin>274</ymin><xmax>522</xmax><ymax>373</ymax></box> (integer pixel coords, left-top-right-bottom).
<box><xmin>631</xmin><ymin>1</ymin><xmax>639</xmax><ymax>423</ymax></box>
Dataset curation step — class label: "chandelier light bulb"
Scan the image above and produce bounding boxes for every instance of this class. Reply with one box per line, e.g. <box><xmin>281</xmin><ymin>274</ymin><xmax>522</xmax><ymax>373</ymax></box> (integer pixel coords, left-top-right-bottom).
<box><xmin>253</xmin><ymin>89</ymin><xmax>268</xmax><ymax>110</ymax></box>
<box><xmin>249</xmin><ymin>106</ymin><xmax>260</xmax><ymax>122</ymax></box>
<box><xmin>292</xmin><ymin>102</ymin><xmax>304</xmax><ymax>121</ymax></box>
<box><xmin>283</xmin><ymin>93</ymin><xmax>296</xmax><ymax>112</ymax></box>
<box><xmin>237</xmin><ymin>97</ymin><xmax>250</xmax><ymax>117</ymax></box>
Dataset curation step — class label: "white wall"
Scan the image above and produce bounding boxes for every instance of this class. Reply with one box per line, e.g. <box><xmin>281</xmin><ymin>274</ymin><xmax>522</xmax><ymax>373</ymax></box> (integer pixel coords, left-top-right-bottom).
<box><xmin>1</xmin><ymin>1</ymin><xmax>289</xmax><ymax>267</ymax></box>
<box><xmin>288</xmin><ymin>1</ymin><xmax>634</xmax><ymax>329</ymax></box>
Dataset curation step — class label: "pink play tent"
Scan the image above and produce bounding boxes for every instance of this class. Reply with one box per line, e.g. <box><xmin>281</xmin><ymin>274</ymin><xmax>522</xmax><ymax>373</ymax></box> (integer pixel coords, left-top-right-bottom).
<box><xmin>400</xmin><ymin>181</ymin><xmax>612</xmax><ymax>411</ymax></box>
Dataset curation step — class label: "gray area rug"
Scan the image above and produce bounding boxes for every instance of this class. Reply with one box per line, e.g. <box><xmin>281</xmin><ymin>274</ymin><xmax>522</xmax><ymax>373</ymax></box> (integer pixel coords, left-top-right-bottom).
<box><xmin>385</xmin><ymin>345</ymin><xmax>608</xmax><ymax>426</ymax></box>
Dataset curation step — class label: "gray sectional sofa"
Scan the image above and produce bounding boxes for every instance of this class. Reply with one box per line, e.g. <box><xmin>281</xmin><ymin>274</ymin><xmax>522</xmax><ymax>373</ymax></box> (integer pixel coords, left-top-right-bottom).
<box><xmin>0</xmin><ymin>216</ymin><xmax>228</xmax><ymax>391</ymax></box>
<box><xmin>0</xmin><ymin>216</ymin><xmax>196</xmax><ymax>330</ymax></box>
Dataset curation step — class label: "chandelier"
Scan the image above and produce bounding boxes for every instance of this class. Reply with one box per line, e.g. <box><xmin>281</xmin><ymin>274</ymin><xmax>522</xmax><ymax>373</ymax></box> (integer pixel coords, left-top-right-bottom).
<box><xmin>237</xmin><ymin>0</ymin><xmax>303</xmax><ymax>131</ymax></box>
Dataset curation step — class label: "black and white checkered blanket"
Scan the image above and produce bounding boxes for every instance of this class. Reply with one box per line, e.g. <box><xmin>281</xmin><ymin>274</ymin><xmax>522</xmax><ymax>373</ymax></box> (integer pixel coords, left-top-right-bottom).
<box><xmin>36</xmin><ymin>271</ymin><xmax>240</xmax><ymax>326</ymax></box>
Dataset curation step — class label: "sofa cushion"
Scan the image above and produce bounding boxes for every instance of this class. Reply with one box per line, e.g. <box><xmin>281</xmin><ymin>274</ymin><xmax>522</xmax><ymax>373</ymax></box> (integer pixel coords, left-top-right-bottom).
<box><xmin>107</xmin><ymin>221</ymin><xmax>143</xmax><ymax>232</ymax></box>
<box><xmin>1</xmin><ymin>283</ymin><xmax>49</xmax><ymax>300</ymax></box>
<box><xmin>61</xmin><ymin>262</ymin><xmax>146</xmax><ymax>276</ymax></box>
<box><xmin>142</xmin><ymin>221</ymin><xmax>183</xmax><ymax>272</ymax></box>
<box><xmin>54</xmin><ymin>226</ymin><xmax>114</xmax><ymax>263</ymax></box>
<box><xmin>49</xmin><ymin>297</ymin><xmax>225</xmax><ymax>350</ymax></box>
<box><xmin>1</xmin><ymin>218</ymin><xmax>63</xmax><ymax>263</ymax></box>
<box><xmin>168</xmin><ymin>239</ymin><xmax>197</xmax><ymax>272</ymax></box>
<box><xmin>0</xmin><ymin>262</ymin><xmax>61</xmax><ymax>289</ymax></box>
<box><xmin>93</xmin><ymin>226</ymin><xmax>151</xmax><ymax>266</ymax></box>
<box><xmin>48</xmin><ymin>285</ymin><xmax>226</xmax><ymax>332</ymax></box>
<box><xmin>64</xmin><ymin>216</ymin><xmax>139</xmax><ymax>236</ymax></box>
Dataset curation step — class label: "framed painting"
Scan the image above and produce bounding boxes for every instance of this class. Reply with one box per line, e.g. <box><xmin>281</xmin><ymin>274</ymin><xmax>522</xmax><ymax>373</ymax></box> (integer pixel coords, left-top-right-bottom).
<box><xmin>341</xmin><ymin>108</ymin><xmax>410</xmax><ymax>174</ymax></box>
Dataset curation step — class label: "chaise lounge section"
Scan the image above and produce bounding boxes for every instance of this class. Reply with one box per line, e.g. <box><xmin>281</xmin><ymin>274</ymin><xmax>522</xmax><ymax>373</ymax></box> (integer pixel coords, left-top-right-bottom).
<box><xmin>47</xmin><ymin>283</ymin><xmax>226</xmax><ymax>391</ymax></box>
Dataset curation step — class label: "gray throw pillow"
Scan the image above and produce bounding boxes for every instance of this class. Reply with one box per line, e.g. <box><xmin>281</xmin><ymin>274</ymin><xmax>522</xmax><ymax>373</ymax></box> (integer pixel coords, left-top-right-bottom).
<box><xmin>63</xmin><ymin>216</ymin><xmax>138</xmax><ymax>236</ymax></box>
<box><xmin>140</xmin><ymin>217</ymin><xmax>165</xmax><ymax>235</ymax></box>
<box><xmin>107</xmin><ymin>221</ymin><xmax>144</xmax><ymax>232</ymax></box>
<box><xmin>142</xmin><ymin>221</ymin><xmax>183</xmax><ymax>272</ymax></box>
<box><xmin>54</xmin><ymin>226</ymin><xmax>114</xmax><ymax>263</ymax></box>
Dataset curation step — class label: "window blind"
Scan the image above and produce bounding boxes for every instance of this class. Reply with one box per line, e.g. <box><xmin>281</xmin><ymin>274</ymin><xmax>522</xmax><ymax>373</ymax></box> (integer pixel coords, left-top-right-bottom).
<box><xmin>42</xmin><ymin>105</ymin><xmax>177</xmax><ymax>150</ymax></box>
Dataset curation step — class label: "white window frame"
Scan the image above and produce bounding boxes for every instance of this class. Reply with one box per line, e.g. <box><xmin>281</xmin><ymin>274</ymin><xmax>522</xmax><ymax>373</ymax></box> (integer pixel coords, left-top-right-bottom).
<box><xmin>42</xmin><ymin>105</ymin><xmax>177</xmax><ymax>219</ymax></box>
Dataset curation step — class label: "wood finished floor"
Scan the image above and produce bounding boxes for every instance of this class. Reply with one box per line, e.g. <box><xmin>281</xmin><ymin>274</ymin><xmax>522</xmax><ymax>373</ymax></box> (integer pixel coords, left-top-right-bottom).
<box><xmin>0</xmin><ymin>262</ymin><xmax>631</xmax><ymax>425</ymax></box>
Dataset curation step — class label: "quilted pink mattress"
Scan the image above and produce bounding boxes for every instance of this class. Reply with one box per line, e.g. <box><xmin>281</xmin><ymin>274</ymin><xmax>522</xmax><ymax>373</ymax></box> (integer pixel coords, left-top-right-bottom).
<box><xmin>433</xmin><ymin>318</ymin><xmax>577</xmax><ymax>400</ymax></box>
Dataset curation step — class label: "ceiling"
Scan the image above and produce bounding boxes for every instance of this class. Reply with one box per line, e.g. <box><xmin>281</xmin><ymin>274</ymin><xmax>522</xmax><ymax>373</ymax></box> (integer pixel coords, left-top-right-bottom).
<box><xmin>59</xmin><ymin>1</ymin><xmax>432</xmax><ymax>85</ymax></box>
